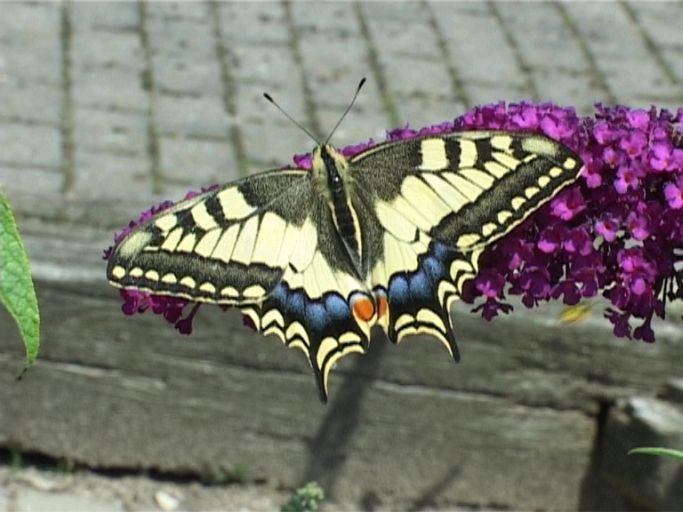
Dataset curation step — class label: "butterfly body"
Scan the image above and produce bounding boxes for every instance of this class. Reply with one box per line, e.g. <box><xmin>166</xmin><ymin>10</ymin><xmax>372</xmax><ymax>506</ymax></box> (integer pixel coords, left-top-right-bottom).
<box><xmin>108</xmin><ymin>130</ymin><xmax>582</xmax><ymax>401</ymax></box>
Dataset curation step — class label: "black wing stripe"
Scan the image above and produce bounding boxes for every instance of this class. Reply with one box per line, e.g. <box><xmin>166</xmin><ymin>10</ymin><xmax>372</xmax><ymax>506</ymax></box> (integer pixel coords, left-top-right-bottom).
<box><xmin>107</xmin><ymin>170</ymin><xmax>310</xmax><ymax>304</ymax></box>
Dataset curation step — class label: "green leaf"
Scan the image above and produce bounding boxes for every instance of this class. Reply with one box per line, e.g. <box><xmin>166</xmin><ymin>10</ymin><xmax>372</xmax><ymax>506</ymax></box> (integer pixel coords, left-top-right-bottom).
<box><xmin>0</xmin><ymin>190</ymin><xmax>40</xmax><ymax>368</ymax></box>
<box><xmin>628</xmin><ymin>447</ymin><xmax>683</xmax><ymax>462</ymax></box>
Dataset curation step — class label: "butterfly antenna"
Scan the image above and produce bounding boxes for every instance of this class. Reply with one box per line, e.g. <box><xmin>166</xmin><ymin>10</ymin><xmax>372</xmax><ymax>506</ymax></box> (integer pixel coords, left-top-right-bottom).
<box><xmin>263</xmin><ymin>92</ymin><xmax>320</xmax><ymax>145</ymax></box>
<box><xmin>324</xmin><ymin>77</ymin><xmax>366</xmax><ymax>145</ymax></box>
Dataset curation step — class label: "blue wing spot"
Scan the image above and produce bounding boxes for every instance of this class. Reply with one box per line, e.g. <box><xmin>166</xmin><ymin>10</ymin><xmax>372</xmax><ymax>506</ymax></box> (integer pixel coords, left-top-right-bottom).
<box><xmin>409</xmin><ymin>270</ymin><xmax>432</xmax><ymax>298</ymax></box>
<box><xmin>286</xmin><ymin>291</ymin><xmax>306</xmax><ymax>317</ymax></box>
<box><xmin>389</xmin><ymin>275</ymin><xmax>410</xmax><ymax>302</ymax></box>
<box><xmin>271</xmin><ymin>283</ymin><xmax>288</xmax><ymax>303</ymax></box>
<box><xmin>422</xmin><ymin>255</ymin><xmax>446</xmax><ymax>282</ymax></box>
<box><xmin>432</xmin><ymin>242</ymin><xmax>450</xmax><ymax>260</ymax></box>
<box><xmin>306</xmin><ymin>302</ymin><xmax>328</xmax><ymax>332</ymax></box>
<box><xmin>325</xmin><ymin>294</ymin><xmax>351</xmax><ymax>321</ymax></box>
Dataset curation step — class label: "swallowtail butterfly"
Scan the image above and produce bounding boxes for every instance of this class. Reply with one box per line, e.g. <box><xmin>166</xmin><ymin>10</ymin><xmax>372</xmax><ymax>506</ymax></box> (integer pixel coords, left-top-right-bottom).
<box><xmin>107</xmin><ymin>95</ymin><xmax>582</xmax><ymax>401</ymax></box>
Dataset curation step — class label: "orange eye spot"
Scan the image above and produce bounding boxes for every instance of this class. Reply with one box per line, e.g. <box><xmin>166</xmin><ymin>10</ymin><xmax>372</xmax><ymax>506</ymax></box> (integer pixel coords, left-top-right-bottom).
<box><xmin>352</xmin><ymin>296</ymin><xmax>375</xmax><ymax>322</ymax></box>
<box><xmin>377</xmin><ymin>295</ymin><xmax>388</xmax><ymax>319</ymax></box>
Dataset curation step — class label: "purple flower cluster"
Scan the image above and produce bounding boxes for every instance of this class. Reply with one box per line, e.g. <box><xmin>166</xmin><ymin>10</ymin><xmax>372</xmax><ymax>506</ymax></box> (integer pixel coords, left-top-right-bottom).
<box><xmin>455</xmin><ymin>102</ymin><xmax>683</xmax><ymax>342</ymax></box>
<box><xmin>105</xmin><ymin>102</ymin><xmax>683</xmax><ymax>341</ymax></box>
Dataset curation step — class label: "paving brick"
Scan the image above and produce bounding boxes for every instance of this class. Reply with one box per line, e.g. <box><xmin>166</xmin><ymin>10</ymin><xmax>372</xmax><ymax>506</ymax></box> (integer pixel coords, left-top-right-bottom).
<box><xmin>317</xmin><ymin>104</ymin><xmax>390</xmax><ymax>149</ymax></box>
<box><xmin>71</xmin><ymin>30</ymin><xmax>145</xmax><ymax>73</ymax></box>
<box><xmin>146</xmin><ymin>1</ymin><xmax>210</xmax><ymax>22</ymax></box>
<box><xmin>496</xmin><ymin>3</ymin><xmax>590</xmax><ymax>72</ymax></box>
<box><xmin>365</xmin><ymin>19</ymin><xmax>440</xmax><ymax>59</ymax></box>
<box><xmin>562</xmin><ymin>3</ymin><xmax>650</xmax><ymax>61</ymax></box>
<box><xmin>217</xmin><ymin>3</ymin><xmax>288</xmax><ymax>45</ymax></box>
<box><xmin>289</xmin><ymin>2</ymin><xmax>360</xmax><ymax>36</ymax></box>
<box><xmin>0</xmin><ymin>4</ymin><xmax>61</xmax><ymax>86</ymax></box>
<box><xmin>71</xmin><ymin>68</ymin><xmax>147</xmax><ymax>111</ymax></box>
<box><xmin>428</xmin><ymin>5</ymin><xmax>528</xmax><ymax>92</ymax></box>
<box><xmin>152</xmin><ymin>55</ymin><xmax>222</xmax><ymax>96</ymax></box>
<box><xmin>463</xmin><ymin>84</ymin><xmax>528</xmax><ymax>111</ymax></box>
<box><xmin>296</xmin><ymin>34</ymin><xmax>372</xmax><ymax>109</ymax></box>
<box><xmin>230</xmin><ymin>43</ymin><xmax>298</xmax><ymax>88</ymax></box>
<box><xmin>0</xmin><ymin>2</ymin><xmax>60</xmax><ymax>39</ymax></box>
<box><xmin>240</xmin><ymin>120</ymin><xmax>313</xmax><ymax>168</ymax></box>
<box><xmin>0</xmin><ymin>123</ymin><xmax>62</xmax><ymax>169</ymax></box>
<box><xmin>379</xmin><ymin>56</ymin><xmax>453</xmax><ymax>104</ymax></box>
<box><xmin>0</xmin><ymin>82</ymin><xmax>63</xmax><ymax>125</ymax></box>
<box><xmin>560</xmin><ymin>1</ymin><xmax>679</xmax><ymax>106</ymax></box>
<box><xmin>233</xmin><ymin>77</ymin><xmax>308</xmax><ymax>126</ymax></box>
<box><xmin>659</xmin><ymin>48</ymin><xmax>683</xmax><ymax>95</ymax></box>
<box><xmin>146</xmin><ymin>17</ymin><xmax>215</xmax><ymax>59</ymax></box>
<box><xmin>624</xmin><ymin>1</ymin><xmax>683</xmax><ymax>48</ymax></box>
<box><xmin>359</xmin><ymin>1</ymin><xmax>426</xmax><ymax>22</ymax></box>
<box><xmin>158</xmin><ymin>135</ymin><xmax>237</xmax><ymax>185</ymax></box>
<box><xmin>155</xmin><ymin>93</ymin><xmax>229</xmax><ymax>138</ymax></box>
<box><xmin>72</xmin><ymin>150</ymin><xmax>151</xmax><ymax>200</ymax></box>
<box><xmin>399</xmin><ymin>97</ymin><xmax>469</xmax><ymax>130</ymax></box>
<box><xmin>0</xmin><ymin>41</ymin><xmax>62</xmax><ymax>87</ymax></box>
<box><xmin>71</xmin><ymin>2</ymin><xmax>139</xmax><ymax>31</ymax></box>
<box><xmin>533</xmin><ymin>69</ymin><xmax>604</xmax><ymax>114</ymax></box>
<box><xmin>0</xmin><ymin>165</ymin><xmax>63</xmax><ymax>196</ymax></box>
<box><xmin>73</xmin><ymin>108</ymin><xmax>147</xmax><ymax>157</ymax></box>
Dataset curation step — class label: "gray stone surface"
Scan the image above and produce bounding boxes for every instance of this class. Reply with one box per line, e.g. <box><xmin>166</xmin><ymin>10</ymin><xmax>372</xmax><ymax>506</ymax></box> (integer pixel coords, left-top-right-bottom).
<box><xmin>0</xmin><ymin>1</ymin><xmax>682</xmax><ymax>510</ymax></box>
<box><xmin>597</xmin><ymin>397</ymin><xmax>683</xmax><ymax>510</ymax></box>
<box><xmin>0</xmin><ymin>466</ymin><xmax>289</xmax><ymax>512</ymax></box>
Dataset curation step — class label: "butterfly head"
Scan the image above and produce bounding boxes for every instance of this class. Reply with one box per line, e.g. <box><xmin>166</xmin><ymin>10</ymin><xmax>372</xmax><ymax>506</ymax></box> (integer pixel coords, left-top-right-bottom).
<box><xmin>311</xmin><ymin>144</ymin><xmax>350</xmax><ymax>193</ymax></box>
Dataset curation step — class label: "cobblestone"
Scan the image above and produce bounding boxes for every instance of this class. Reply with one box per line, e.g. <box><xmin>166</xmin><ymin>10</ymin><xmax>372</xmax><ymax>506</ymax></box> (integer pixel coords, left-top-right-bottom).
<box><xmin>70</xmin><ymin>2</ymin><xmax>139</xmax><ymax>32</ymax></box>
<box><xmin>73</xmin><ymin>108</ymin><xmax>147</xmax><ymax>156</ymax></box>
<box><xmin>0</xmin><ymin>84</ymin><xmax>63</xmax><ymax>126</ymax></box>
<box><xmin>1</xmin><ymin>0</ymin><xmax>682</xmax><ymax>508</ymax></box>
<box><xmin>155</xmin><ymin>94</ymin><xmax>229</xmax><ymax>138</ymax></box>
<box><xmin>0</xmin><ymin>123</ymin><xmax>62</xmax><ymax>169</ymax></box>
<box><xmin>158</xmin><ymin>135</ymin><xmax>237</xmax><ymax>185</ymax></box>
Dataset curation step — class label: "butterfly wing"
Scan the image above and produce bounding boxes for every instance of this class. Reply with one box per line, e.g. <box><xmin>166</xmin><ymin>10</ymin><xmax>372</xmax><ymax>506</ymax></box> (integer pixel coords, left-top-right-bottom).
<box><xmin>349</xmin><ymin>131</ymin><xmax>583</xmax><ymax>354</ymax></box>
<box><xmin>107</xmin><ymin>168</ymin><xmax>375</xmax><ymax>401</ymax></box>
<box><xmin>107</xmin><ymin>169</ymin><xmax>312</xmax><ymax>303</ymax></box>
<box><xmin>239</xmin><ymin>194</ymin><xmax>378</xmax><ymax>401</ymax></box>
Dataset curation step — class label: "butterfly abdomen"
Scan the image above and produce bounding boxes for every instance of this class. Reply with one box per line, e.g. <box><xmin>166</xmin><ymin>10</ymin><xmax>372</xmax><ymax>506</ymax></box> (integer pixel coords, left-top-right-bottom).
<box><xmin>313</xmin><ymin>145</ymin><xmax>364</xmax><ymax>267</ymax></box>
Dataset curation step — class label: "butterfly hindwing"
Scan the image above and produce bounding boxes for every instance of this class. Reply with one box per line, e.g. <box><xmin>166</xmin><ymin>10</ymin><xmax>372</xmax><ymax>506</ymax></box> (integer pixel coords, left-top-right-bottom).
<box><xmin>349</xmin><ymin>131</ymin><xmax>582</xmax><ymax>349</ymax></box>
<box><xmin>239</xmin><ymin>195</ymin><xmax>377</xmax><ymax>400</ymax></box>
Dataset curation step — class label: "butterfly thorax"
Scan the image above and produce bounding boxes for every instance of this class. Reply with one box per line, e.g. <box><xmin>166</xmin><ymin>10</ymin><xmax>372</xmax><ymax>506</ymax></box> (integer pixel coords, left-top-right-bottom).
<box><xmin>311</xmin><ymin>144</ymin><xmax>363</xmax><ymax>272</ymax></box>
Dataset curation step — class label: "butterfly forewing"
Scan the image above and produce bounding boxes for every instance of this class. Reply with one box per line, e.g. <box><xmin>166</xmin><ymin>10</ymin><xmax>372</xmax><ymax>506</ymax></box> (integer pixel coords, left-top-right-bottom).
<box><xmin>351</xmin><ymin>131</ymin><xmax>581</xmax><ymax>251</ymax></box>
<box><xmin>107</xmin><ymin>169</ymin><xmax>311</xmax><ymax>303</ymax></box>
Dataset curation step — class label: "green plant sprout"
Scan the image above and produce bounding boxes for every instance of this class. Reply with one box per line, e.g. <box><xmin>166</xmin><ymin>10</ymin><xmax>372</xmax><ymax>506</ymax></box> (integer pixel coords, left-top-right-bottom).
<box><xmin>281</xmin><ymin>482</ymin><xmax>325</xmax><ymax>512</ymax></box>
<box><xmin>629</xmin><ymin>447</ymin><xmax>683</xmax><ymax>462</ymax></box>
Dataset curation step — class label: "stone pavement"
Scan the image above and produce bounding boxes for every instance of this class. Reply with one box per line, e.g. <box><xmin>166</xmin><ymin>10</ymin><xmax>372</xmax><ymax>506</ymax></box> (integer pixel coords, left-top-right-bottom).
<box><xmin>1</xmin><ymin>1</ymin><xmax>682</xmax><ymax>213</ymax></box>
<box><xmin>1</xmin><ymin>1</ymin><xmax>682</xmax><ymax>511</ymax></box>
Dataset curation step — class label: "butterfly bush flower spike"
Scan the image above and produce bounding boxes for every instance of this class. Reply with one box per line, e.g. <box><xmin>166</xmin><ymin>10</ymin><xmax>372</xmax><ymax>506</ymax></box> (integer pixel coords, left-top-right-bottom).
<box><xmin>457</xmin><ymin>102</ymin><xmax>683</xmax><ymax>342</ymax></box>
<box><xmin>106</xmin><ymin>102</ymin><xmax>683</xmax><ymax>344</ymax></box>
